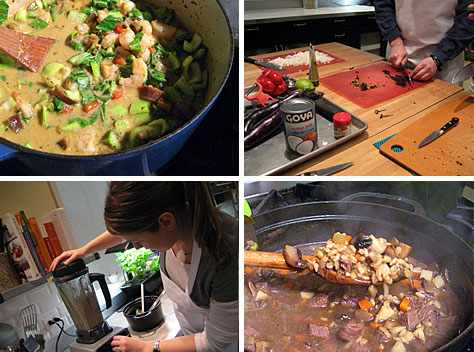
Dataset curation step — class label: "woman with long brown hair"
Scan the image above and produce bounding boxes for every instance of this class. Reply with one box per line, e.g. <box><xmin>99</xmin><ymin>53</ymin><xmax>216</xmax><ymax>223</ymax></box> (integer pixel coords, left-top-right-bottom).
<box><xmin>50</xmin><ymin>182</ymin><xmax>238</xmax><ymax>352</ymax></box>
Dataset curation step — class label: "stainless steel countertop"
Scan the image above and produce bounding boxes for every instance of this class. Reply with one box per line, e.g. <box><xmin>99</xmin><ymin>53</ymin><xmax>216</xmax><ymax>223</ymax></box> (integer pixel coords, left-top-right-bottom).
<box><xmin>245</xmin><ymin>5</ymin><xmax>375</xmax><ymax>25</ymax></box>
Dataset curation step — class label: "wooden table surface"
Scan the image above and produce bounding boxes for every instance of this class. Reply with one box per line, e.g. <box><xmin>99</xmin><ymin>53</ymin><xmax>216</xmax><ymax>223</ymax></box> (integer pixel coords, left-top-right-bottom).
<box><xmin>244</xmin><ymin>42</ymin><xmax>467</xmax><ymax>176</ymax></box>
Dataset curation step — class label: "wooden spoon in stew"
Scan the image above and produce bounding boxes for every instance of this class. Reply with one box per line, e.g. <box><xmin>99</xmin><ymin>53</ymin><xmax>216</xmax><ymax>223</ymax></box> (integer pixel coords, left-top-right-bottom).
<box><xmin>244</xmin><ymin>249</ymin><xmax>372</xmax><ymax>286</ymax></box>
<box><xmin>0</xmin><ymin>26</ymin><xmax>55</xmax><ymax>72</ymax></box>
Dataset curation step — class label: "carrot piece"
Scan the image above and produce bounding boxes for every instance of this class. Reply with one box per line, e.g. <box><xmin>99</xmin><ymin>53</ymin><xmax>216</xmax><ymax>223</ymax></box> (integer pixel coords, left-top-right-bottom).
<box><xmin>149</xmin><ymin>47</ymin><xmax>155</xmax><ymax>54</ymax></box>
<box><xmin>295</xmin><ymin>334</ymin><xmax>306</xmax><ymax>342</ymax></box>
<box><xmin>277</xmin><ymin>269</ymin><xmax>289</xmax><ymax>276</ymax></box>
<box><xmin>346</xmin><ymin>235</ymin><xmax>352</xmax><ymax>243</ymax></box>
<box><xmin>370</xmin><ymin>322</ymin><xmax>382</xmax><ymax>328</ymax></box>
<box><xmin>114</xmin><ymin>57</ymin><xmax>126</xmax><ymax>66</ymax></box>
<box><xmin>401</xmin><ymin>278</ymin><xmax>421</xmax><ymax>289</ymax></box>
<box><xmin>412</xmin><ymin>279</ymin><xmax>421</xmax><ymax>288</ymax></box>
<box><xmin>355</xmin><ymin>253</ymin><xmax>362</xmax><ymax>261</ymax></box>
<box><xmin>244</xmin><ymin>267</ymin><xmax>253</xmax><ymax>274</ymax></box>
<box><xmin>112</xmin><ymin>90</ymin><xmax>123</xmax><ymax>99</ymax></box>
<box><xmin>59</xmin><ymin>105</ymin><xmax>73</xmax><ymax>114</ymax></box>
<box><xmin>83</xmin><ymin>100</ymin><xmax>102</xmax><ymax>113</ymax></box>
<box><xmin>358</xmin><ymin>299</ymin><xmax>372</xmax><ymax>311</ymax></box>
<box><xmin>400</xmin><ymin>297</ymin><xmax>410</xmax><ymax>312</ymax></box>
<box><xmin>376</xmin><ymin>350</ymin><xmax>384</xmax><ymax>352</ymax></box>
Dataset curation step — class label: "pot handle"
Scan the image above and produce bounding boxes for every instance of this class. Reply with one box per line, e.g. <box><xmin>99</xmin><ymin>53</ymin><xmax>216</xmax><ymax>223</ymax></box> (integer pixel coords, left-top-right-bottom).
<box><xmin>339</xmin><ymin>192</ymin><xmax>426</xmax><ymax>217</ymax></box>
<box><xmin>89</xmin><ymin>273</ymin><xmax>112</xmax><ymax>309</ymax></box>
<box><xmin>0</xmin><ymin>143</ymin><xmax>19</xmax><ymax>162</ymax></box>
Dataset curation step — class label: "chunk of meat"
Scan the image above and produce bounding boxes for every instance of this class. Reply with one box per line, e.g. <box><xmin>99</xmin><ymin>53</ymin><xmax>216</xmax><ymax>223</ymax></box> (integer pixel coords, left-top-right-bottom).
<box><xmin>7</xmin><ymin>114</ymin><xmax>25</xmax><ymax>133</ymax></box>
<box><xmin>341</xmin><ymin>297</ymin><xmax>358</xmax><ymax>308</ymax></box>
<box><xmin>416</xmin><ymin>304</ymin><xmax>435</xmax><ymax>324</ymax></box>
<box><xmin>139</xmin><ymin>85</ymin><xmax>164</xmax><ymax>103</ymax></box>
<box><xmin>400</xmin><ymin>309</ymin><xmax>420</xmax><ymax>330</ymax></box>
<box><xmin>308</xmin><ymin>294</ymin><xmax>329</xmax><ymax>308</ymax></box>
<box><xmin>308</xmin><ymin>324</ymin><xmax>330</xmax><ymax>339</ymax></box>
<box><xmin>57</xmin><ymin>138</ymin><xmax>68</xmax><ymax>150</ymax></box>
<box><xmin>352</xmin><ymin>342</ymin><xmax>370</xmax><ymax>352</ymax></box>
<box><xmin>11</xmin><ymin>92</ymin><xmax>35</xmax><ymax>118</ymax></box>
<box><xmin>339</xmin><ymin>258</ymin><xmax>352</xmax><ymax>272</ymax></box>
<box><xmin>338</xmin><ymin>320</ymin><xmax>364</xmax><ymax>341</ymax></box>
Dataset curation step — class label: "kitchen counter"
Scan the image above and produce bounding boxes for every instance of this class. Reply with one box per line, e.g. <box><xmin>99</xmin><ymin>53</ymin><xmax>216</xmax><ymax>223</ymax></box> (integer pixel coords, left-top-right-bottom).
<box><xmin>63</xmin><ymin>292</ymin><xmax>180</xmax><ymax>351</ymax></box>
<box><xmin>245</xmin><ymin>5</ymin><xmax>375</xmax><ymax>24</ymax></box>
<box><xmin>244</xmin><ymin>43</ymin><xmax>469</xmax><ymax>176</ymax></box>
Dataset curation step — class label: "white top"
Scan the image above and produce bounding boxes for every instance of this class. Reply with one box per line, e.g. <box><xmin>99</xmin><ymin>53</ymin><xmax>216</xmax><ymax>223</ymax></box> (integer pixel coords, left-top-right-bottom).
<box><xmin>165</xmin><ymin>248</ymin><xmax>238</xmax><ymax>351</ymax></box>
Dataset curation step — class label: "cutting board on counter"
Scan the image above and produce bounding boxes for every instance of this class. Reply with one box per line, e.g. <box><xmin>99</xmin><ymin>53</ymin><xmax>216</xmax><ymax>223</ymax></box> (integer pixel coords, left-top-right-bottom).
<box><xmin>259</xmin><ymin>49</ymin><xmax>344</xmax><ymax>74</ymax></box>
<box><xmin>320</xmin><ymin>62</ymin><xmax>432</xmax><ymax>108</ymax></box>
<box><xmin>379</xmin><ymin>95</ymin><xmax>474</xmax><ymax>175</ymax></box>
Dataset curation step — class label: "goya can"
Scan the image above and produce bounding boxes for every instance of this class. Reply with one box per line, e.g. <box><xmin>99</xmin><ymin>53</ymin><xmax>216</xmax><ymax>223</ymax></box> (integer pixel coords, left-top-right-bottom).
<box><xmin>280</xmin><ymin>97</ymin><xmax>317</xmax><ymax>156</ymax></box>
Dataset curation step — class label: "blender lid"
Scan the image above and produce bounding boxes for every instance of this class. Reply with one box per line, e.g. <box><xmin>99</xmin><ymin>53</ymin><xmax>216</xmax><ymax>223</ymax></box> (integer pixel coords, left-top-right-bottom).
<box><xmin>52</xmin><ymin>259</ymin><xmax>87</xmax><ymax>278</ymax></box>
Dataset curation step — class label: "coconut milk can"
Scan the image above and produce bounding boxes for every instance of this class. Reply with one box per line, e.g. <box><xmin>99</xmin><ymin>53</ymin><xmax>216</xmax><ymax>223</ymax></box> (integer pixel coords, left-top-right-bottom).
<box><xmin>280</xmin><ymin>97</ymin><xmax>317</xmax><ymax>157</ymax></box>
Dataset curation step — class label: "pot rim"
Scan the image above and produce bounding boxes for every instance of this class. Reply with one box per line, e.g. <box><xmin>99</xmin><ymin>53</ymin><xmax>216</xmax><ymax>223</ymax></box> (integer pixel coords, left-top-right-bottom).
<box><xmin>0</xmin><ymin>0</ymin><xmax>235</xmax><ymax>161</ymax></box>
<box><xmin>123</xmin><ymin>295</ymin><xmax>162</xmax><ymax>318</ymax></box>
<box><xmin>250</xmin><ymin>200</ymin><xmax>474</xmax><ymax>352</ymax></box>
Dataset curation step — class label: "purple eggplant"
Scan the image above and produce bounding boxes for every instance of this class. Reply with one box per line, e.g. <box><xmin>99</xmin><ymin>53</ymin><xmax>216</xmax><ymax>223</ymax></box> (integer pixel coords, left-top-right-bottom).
<box><xmin>244</xmin><ymin>89</ymin><xmax>304</xmax><ymax>134</ymax></box>
<box><xmin>244</xmin><ymin>109</ymin><xmax>282</xmax><ymax>150</ymax></box>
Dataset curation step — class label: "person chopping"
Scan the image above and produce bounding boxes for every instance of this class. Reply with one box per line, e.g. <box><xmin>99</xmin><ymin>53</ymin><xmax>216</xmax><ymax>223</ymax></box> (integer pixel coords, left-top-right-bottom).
<box><xmin>50</xmin><ymin>182</ymin><xmax>238</xmax><ymax>352</ymax></box>
<box><xmin>373</xmin><ymin>0</ymin><xmax>474</xmax><ymax>83</ymax></box>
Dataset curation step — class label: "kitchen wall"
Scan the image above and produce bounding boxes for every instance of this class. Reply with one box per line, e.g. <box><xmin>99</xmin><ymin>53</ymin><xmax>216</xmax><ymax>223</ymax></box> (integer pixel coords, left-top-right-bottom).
<box><xmin>0</xmin><ymin>181</ymin><xmax>124</xmax><ymax>351</ymax></box>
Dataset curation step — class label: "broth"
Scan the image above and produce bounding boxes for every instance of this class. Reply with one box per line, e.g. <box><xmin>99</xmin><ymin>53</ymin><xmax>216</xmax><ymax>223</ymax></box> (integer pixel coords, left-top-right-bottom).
<box><xmin>245</xmin><ymin>244</ymin><xmax>463</xmax><ymax>352</ymax></box>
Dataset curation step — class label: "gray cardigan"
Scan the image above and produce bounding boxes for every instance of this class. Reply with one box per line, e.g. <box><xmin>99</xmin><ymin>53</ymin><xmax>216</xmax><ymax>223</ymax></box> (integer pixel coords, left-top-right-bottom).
<box><xmin>159</xmin><ymin>211</ymin><xmax>238</xmax><ymax>307</ymax></box>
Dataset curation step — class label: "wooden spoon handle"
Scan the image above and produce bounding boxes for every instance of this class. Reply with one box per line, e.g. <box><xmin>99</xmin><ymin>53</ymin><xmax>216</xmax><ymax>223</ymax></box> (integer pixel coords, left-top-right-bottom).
<box><xmin>244</xmin><ymin>250</ymin><xmax>318</xmax><ymax>270</ymax></box>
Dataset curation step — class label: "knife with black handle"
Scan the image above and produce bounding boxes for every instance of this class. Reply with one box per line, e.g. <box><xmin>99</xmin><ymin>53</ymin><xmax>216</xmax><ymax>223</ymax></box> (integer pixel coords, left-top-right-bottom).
<box><xmin>418</xmin><ymin>117</ymin><xmax>459</xmax><ymax>148</ymax></box>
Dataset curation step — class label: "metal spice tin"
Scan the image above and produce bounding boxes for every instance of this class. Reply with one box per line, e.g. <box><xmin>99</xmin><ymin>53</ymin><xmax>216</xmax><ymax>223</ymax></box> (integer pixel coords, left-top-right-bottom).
<box><xmin>333</xmin><ymin>112</ymin><xmax>352</xmax><ymax>139</ymax></box>
<box><xmin>280</xmin><ymin>97</ymin><xmax>317</xmax><ymax>156</ymax></box>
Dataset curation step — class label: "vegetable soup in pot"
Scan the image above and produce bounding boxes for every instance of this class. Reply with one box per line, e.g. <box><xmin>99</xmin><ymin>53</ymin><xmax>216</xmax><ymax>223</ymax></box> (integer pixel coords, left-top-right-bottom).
<box><xmin>244</xmin><ymin>235</ymin><xmax>463</xmax><ymax>352</ymax></box>
<box><xmin>0</xmin><ymin>0</ymin><xmax>208</xmax><ymax>154</ymax></box>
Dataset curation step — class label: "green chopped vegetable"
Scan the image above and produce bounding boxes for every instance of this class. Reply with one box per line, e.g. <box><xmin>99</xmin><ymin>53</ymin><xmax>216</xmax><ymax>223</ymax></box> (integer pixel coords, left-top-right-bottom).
<box><xmin>60</xmin><ymin>120</ymin><xmax>81</xmax><ymax>132</ymax></box>
<box><xmin>41</xmin><ymin>62</ymin><xmax>71</xmax><ymax>87</ymax></box>
<box><xmin>81</xmin><ymin>6</ymin><xmax>96</xmax><ymax>16</ymax></box>
<box><xmin>69</xmin><ymin>68</ymin><xmax>97</xmax><ymax>105</ymax></box>
<box><xmin>94</xmin><ymin>15</ymin><xmax>121</xmax><ymax>32</ymax></box>
<box><xmin>41</xmin><ymin>105</ymin><xmax>47</xmax><ymax>126</ymax></box>
<box><xmin>0</xmin><ymin>87</ymin><xmax>2</xmax><ymax>98</ymax></box>
<box><xmin>129</xmin><ymin>7</ymin><xmax>142</xmax><ymax>19</ymax></box>
<box><xmin>193</xmin><ymin>47</ymin><xmax>206</xmax><ymax>60</ymax></box>
<box><xmin>90</xmin><ymin>60</ymin><xmax>100</xmax><ymax>78</ymax></box>
<box><xmin>68</xmin><ymin>52</ymin><xmax>95</xmax><ymax>66</ymax></box>
<box><xmin>100</xmin><ymin>102</ymin><xmax>107</xmax><ymax>121</ymax></box>
<box><xmin>167</xmin><ymin>51</ymin><xmax>181</xmax><ymax>71</ymax></box>
<box><xmin>28</xmin><ymin>18</ymin><xmax>49</xmax><ymax>29</ymax></box>
<box><xmin>147</xmin><ymin>68</ymin><xmax>166</xmax><ymax>87</ymax></box>
<box><xmin>142</xmin><ymin>10</ymin><xmax>152</xmax><ymax>21</ymax></box>
<box><xmin>108</xmin><ymin>8</ymin><xmax>124</xmax><ymax>19</ymax></box>
<box><xmin>27</xmin><ymin>11</ymin><xmax>38</xmax><ymax>19</ymax></box>
<box><xmin>15</xmin><ymin>8</ymin><xmax>28</xmax><ymax>22</ymax></box>
<box><xmin>129</xmin><ymin>32</ymin><xmax>143</xmax><ymax>52</ymax></box>
<box><xmin>104</xmin><ymin>130</ymin><xmax>121</xmax><ymax>150</ymax></box>
<box><xmin>0</xmin><ymin>75</ymin><xmax>6</xmax><ymax>81</ymax></box>
<box><xmin>119</xmin><ymin>62</ymin><xmax>133</xmax><ymax>78</ymax></box>
<box><xmin>37</xmin><ymin>88</ymin><xmax>48</xmax><ymax>94</ymax></box>
<box><xmin>92</xmin><ymin>0</ymin><xmax>108</xmax><ymax>8</ymax></box>
<box><xmin>154</xmin><ymin>6</ymin><xmax>173</xmax><ymax>24</ymax></box>
<box><xmin>68</xmin><ymin>9</ymin><xmax>87</xmax><ymax>22</ymax></box>
<box><xmin>35</xmin><ymin>96</ymin><xmax>47</xmax><ymax>105</ymax></box>
<box><xmin>174</xmin><ymin>78</ymin><xmax>194</xmax><ymax>99</ymax></box>
<box><xmin>114</xmin><ymin>117</ymin><xmax>129</xmax><ymax>131</ymax></box>
<box><xmin>65</xmin><ymin>90</ymin><xmax>81</xmax><ymax>102</ymax></box>
<box><xmin>46</xmin><ymin>102</ymin><xmax>54</xmax><ymax>111</ymax></box>
<box><xmin>49</xmin><ymin>4</ymin><xmax>56</xmax><ymax>22</ymax></box>
<box><xmin>183</xmin><ymin>33</ymin><xmax>202</xmax><ymax>53</ymax></box>
<box><xmin>54</xmin><ymin>96</ymin><xmax>65</xmax><ymax>111</ymax></box>
<box><xmin>112</xmin><ymin>104</ymin><xmax>128</xmax><ymax>117</ymax></box>
<box><xmin>185</xmin><ymin>62</ymin><xmax>201</xmax><ymax>83</ymax></box>
<box><xmin>0</xmin><ymin>51</ymin><xmax>15</xmax><ymax>69</ymax></box>
<box><xmin>0</xmin><ymin>0</ymin><xmax>8</xmax><ymax>25</ymax></box>
<box><xmin>163</xmin><ymin>86</ymin><xmax>182</xmax><ymax>104</ymax></box>
<box><xmin>25</xmin><ymin>142</ymin><xmax>33</xmax><ymax>149</ymax></box>
<box><xmin>129</xmin><ymin>100</ymin><xmax>150</xmax><ymax>115</ymax></box>
<box><xmin>134</xmin><ymin>113</ymin><xmax>152</xmax><ymax>125</ymax></box>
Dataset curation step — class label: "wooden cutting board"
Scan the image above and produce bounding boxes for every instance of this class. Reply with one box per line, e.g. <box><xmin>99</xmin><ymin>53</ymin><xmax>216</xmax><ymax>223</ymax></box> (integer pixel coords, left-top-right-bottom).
<box><xmin>379</xmin><ymin>95</ymin><xmax>474</xmax><ymax>175</ymax></box>
<box><xmin>320</xmin><ymin>62</ymin><xmax>432</xmax><ymax>108</ymax></box>
<box><xmin>258</xmin><ymin>49</ymin><xmax>344</xmax><ymax>74</ymax></box>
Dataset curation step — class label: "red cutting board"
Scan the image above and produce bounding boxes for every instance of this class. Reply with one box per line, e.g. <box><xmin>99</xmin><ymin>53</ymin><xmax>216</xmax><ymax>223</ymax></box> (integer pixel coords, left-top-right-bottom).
<box><xmin>259</xmin><ymin>49</ymin><xmax>344</xmax><ymax>74</ymax></box>
<box><xmin>320</xmin><ymin>62</ymin><xmax>433</xmax><ymax>108</ymax></box>
<box><xmin>379</xmin><ymin>95</ymin><xmax>474</xmax><ymax>176</ymax></box>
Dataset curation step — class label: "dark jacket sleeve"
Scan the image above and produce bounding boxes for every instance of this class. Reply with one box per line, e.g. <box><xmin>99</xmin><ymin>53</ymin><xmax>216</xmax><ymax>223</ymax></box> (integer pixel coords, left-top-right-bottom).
<box><xmin>373</xmin><ymin>0</ymin><xmax>402</xmax><ymax>43</ymax></box>
<box><xmin>431</xmin><ymin>2</ymin><xmax>474</xmax><ymax>65</ymax></box>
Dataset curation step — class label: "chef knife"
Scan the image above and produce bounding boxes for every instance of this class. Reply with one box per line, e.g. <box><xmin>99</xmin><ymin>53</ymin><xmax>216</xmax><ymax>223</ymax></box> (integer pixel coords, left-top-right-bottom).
<box><xmin>298</xmin><ymin>162</ymin><xmax>354</xmax><ymax>176</ymax></box>
<box><xmin>418</xmin><ymin>117</ymin><xmax>459</xmax><ymax>148</ymax></box>
<box><xmin>401</xmin><ymin>66</ymin><xmax>413</xmax><ymax>87</ymax></box>
<box><xmin>244</xmin><ymin>56</ymin><xmax>286</xmax><ymax>71</ymax></box>
<box><xmin>451</xmin><ymin>62</ymin><xmax>474</xmax><ymax>85</ymax></box>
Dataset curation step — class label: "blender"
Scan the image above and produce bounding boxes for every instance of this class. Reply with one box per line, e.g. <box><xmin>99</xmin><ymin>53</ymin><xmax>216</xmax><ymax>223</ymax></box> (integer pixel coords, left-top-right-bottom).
<box><xmin>53</xmin><ymin>259</ymin><xmax>129</xmax><ymax>352</ymax></box>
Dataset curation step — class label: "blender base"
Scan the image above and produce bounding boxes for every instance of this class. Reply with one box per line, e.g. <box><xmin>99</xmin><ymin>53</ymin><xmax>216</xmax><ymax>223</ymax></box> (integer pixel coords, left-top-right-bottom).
<box><xmin>69</xmin><ymin>327</ymin><xmax>130</xmax><ymax>352</ymax></box>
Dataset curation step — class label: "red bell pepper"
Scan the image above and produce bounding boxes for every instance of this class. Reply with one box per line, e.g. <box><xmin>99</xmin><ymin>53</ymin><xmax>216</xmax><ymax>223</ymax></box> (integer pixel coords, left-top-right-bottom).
<box><xmin>256</xmin><ymin>69</ymin><xmax>287</xmax><ymax>97</ymax></box>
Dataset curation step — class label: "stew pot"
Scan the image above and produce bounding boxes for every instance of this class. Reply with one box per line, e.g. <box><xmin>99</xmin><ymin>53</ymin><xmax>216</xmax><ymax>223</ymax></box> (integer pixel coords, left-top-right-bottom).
<box><xmin>0</xmin><ymin>0</ymin><xmax>234</xmax><ymax>175</ymax></box>
<box><xmin>247</xmin><ymin>194</ymin><xmax>474</xmax><ymax>352</ymax></box>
